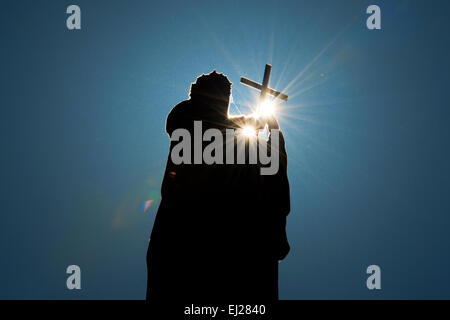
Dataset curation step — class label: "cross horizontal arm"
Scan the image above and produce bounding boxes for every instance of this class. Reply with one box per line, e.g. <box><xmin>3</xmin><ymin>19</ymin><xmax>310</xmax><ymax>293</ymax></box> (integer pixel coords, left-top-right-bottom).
<box><xmin>240</xmin><ymin>77</ymin><xmax>288</xmax><ymax>101</ymax></box>
<box><xmin>265</xmin><ymin>88</ymin><xmax>288</xmax><ymax>101</ymax></box>
<box><xmin>240</xmin><ymin>77</ymin><xmax>262</xmax><ymax>90</ymax></box>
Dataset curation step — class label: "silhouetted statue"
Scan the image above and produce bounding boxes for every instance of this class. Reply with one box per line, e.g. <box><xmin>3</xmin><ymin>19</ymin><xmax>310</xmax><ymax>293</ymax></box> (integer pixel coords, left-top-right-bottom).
<box><xmin>146</xmin><ymin>71</ymin><xmax>290</xmax><ymax>302</ymax></box>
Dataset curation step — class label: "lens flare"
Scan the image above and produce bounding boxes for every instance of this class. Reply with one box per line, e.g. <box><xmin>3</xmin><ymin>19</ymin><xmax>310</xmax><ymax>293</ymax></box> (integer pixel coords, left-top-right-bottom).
<box><xmin>141</xmin><ymin>200</ymin><xmax>154</xmax><ymax>212</ymax></box>
<box><xmin>242</xmin><ymin>126</ymin><xmax>256</xmax><ymax>137</ymax></box>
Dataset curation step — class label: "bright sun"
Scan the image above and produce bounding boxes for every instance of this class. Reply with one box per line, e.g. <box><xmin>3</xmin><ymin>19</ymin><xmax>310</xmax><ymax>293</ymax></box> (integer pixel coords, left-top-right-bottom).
<box><xmin>257</xmin><ymin>99</ymin><xmax>276</xmax><ymax>118</ymax></box>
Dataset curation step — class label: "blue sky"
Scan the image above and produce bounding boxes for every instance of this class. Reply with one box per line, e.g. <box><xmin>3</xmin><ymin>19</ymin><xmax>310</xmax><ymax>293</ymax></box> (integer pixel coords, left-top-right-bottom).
<box><xmin>1</xmin><ymin>0</ymin><xmax>450</xmax><ymax>299</ymax></box>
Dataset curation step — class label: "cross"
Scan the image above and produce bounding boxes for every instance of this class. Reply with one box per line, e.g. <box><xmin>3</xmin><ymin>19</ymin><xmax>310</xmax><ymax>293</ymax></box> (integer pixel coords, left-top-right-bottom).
<box><xmin>240</xmin><ymin>64</ymin><xmax>288</xmax><ymax>102</ymax></box>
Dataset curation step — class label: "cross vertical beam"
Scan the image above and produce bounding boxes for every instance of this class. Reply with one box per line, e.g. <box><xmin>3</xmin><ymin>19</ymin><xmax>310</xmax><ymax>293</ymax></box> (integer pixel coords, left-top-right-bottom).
<box><xmin>260</xmin><ymin>64</ymin><xmax>271</xmax><ymax>101</ymax></box>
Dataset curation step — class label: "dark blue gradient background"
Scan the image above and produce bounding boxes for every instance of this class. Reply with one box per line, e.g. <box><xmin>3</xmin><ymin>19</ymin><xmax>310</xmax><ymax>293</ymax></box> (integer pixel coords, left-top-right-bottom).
<box><xmin>1</xmin><ymin>0</ymin><xmax>449</xmax><ymax>299</ymax></box>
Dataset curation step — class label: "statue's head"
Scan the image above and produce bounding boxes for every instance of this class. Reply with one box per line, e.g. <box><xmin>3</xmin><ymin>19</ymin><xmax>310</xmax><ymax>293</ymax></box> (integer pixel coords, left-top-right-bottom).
<box><xmin>189</xmin><ymin>71</ymin><xmax>232</xmax><ymax>118</ymax></box>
